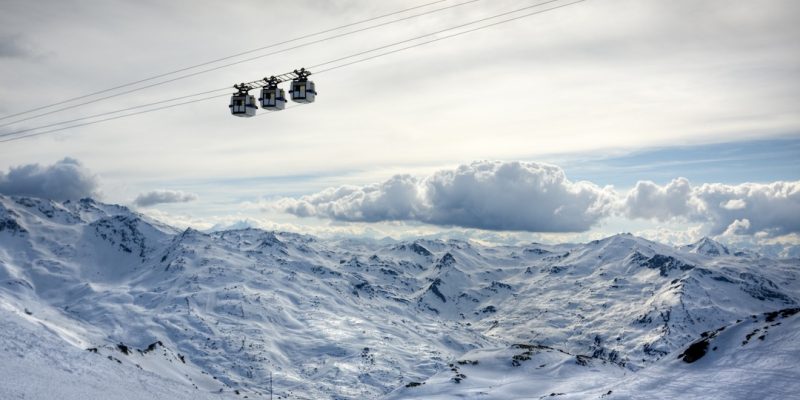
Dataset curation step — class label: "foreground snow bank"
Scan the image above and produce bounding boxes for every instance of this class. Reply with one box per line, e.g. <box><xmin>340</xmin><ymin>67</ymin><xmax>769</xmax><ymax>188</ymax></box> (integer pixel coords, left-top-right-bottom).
<box><xmin>0</xmin><ymin>302</ymin><xmax>234</xmax><ymax>400</ymax></box>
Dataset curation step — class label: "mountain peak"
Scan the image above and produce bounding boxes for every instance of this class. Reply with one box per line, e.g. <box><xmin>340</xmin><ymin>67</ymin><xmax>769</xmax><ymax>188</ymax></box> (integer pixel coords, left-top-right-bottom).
<box><xmin>435</xmin><ymin>252</ymin><xmax>456</xmax><ymax>268</ymax></box>
<box><xmin>683</xmin><ymin>236</ymin><xmax>730</xmax><ymax>256</ymax></box>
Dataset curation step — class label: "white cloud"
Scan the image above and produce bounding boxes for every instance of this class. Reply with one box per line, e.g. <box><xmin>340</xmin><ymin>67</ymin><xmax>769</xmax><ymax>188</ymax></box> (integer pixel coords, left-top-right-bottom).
<box><xmin>696</xmin><ymin>181</ymin><xmax>800</xmax><ymax>236</ymax></box>
<box><xmin>720</xmin><ymin>218</ymin><xmax>751</xmax><ymax>237</ymax></box>
<box><xmin>280</xmin><ymin>161</ymin><xmax>616</xmax><ymax>232</ymax></box>
<box><xmin>622</xmin><ymin>179</ymin><xmax>800</xmax><ymax>237</ymax></box>
<box><xmin>0</xmin><ymin>157</ymin><xmax>100</xmax><ymax>201</ymax></box>
<box><xmin>278</xmin><ymin>162</ymin><xmax>800</xmax><ymax>239</ymax></box>
<box><xmin>133</xmin><ymin>190</ymin><xmax>197</xmax><ymax>207</ymax></box>
<box><xmin>634</xmin><ymin>224</ymin><xmax>705</xmax><ymax>246</ymax></box>
<box><xmin>721</xmin><ymin>199</ymin><xmax>747</xmax><ymax>210</ymax></box>
<box><xmin>622</xmin><ymin>178</ymin><xmax>699</xmax><ymax>221</ymax></box>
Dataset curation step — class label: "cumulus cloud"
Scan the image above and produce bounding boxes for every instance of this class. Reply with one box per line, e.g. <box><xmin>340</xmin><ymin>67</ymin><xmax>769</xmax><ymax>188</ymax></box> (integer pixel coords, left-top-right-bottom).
<box><xmin>721</xmin><ymin>199</ymin><xmax>747</xmax><ymax>210</ymax></box>
<box><xmin>622</xmin><ymin>178</ymin><xmax>699</xmax><ymax>220</ymax></box>
<box><xmin>280</xmin><ymin>161</ymin><xmax>616</xmax><ymax>232</ymax></box>
<box><xmin>635</xmin><ymin>225</ymin><xmax>705</xmax><ymax>246</ymax></box>
<box><xmin>0</xmin><ymin>157</ymin><xmax>100</xmax><ymax>200</ymax></box>
<box><xmin>720</xmin><ymin>218</ymin><xmax>751</xmax><ymax>237</ymax></box>
<box><xmin>133</xmin><ymin>190</ymin><xmax>197</xmax><ymax>207</ymax></box>
<box><xmin>622</xmin><ymin>179</ymin><xmax>800</xmax><ymax>237</ymax></box>
<box><xmin>696</xmin><ymin>181</ymin><xmax>800</xmax><ymax>236</ymax></box>
<box><xmin>278</xmin><ymin>161</ymin><xmax>800</xmax><ymax>238</ymax></box>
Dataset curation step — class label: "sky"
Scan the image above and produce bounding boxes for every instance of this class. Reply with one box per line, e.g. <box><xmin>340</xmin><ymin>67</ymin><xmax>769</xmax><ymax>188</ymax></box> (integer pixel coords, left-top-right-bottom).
<box><xmin>0</xmin><ymin>0</ymin><xmax>799</xmax><ymax>250</ymax></box>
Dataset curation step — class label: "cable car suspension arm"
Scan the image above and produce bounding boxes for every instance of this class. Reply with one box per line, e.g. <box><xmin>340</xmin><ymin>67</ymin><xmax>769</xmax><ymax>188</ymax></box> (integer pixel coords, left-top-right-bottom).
<box><xmin>233</xmin><ymin>68</ymin><xmax>312</xmax><ymax>92</ymax></box>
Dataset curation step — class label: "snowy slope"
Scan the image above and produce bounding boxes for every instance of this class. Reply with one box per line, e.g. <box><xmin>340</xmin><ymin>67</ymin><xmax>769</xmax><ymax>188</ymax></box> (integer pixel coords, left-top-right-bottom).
<box><xmin>384</xmin><ymin>344</ymin><xmax>628</xmax><ymax>399</ymax></box>
<box><xmin>0</xmin><ymin>300</ymin><xmax>235</xmax><ymax>400</ymax></box>
<box><xmin>387</xmin><ymin>308</ymin><xmax>800</xmax><ymax>400</ymax></box>
<box><xmin>601</xmin><ymin>307</ymin><xmax>800</xmax><ymax>399</ymax></box>
<box><xmin>1</xmin><ymin>195</ymin><xmax>798</xmax><ymax>399</ymax></box>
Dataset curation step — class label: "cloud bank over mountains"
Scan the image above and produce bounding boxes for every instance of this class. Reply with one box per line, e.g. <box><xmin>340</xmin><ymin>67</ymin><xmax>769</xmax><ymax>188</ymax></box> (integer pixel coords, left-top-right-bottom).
<box><xmin>280</xmin><ymin>161</ymin><xmax>617</xmax><ymax>232</ymax></box>
<box><xmin>623</xmin><ymin>178</ymin><xmax>800</xmax><ymax>238</ymax></box>
<box><xmin>0</xmin><ymin>157</ymin><xmax>100</xmax><ymax>201</ymax></box>
<box><xmin>282</xmin><ymin>161</ymin><xmax>800</xmax><ymax>238</ymax></box>
<box><xmin>1</xmin><ymin>158</ymin><xmax>797</xmax><ymax>241</ymax></box>
<box><xmin>133</xmin><ymin>190</ymin><xmax>198</xmax><ymax>207</ymax></box>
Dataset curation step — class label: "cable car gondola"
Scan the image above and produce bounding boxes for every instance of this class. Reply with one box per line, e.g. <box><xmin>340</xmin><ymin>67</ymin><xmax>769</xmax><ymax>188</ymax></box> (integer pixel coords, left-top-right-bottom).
<box><xmin>289</xmin><ymin>68</ymin><xmax>316</xmax><ymax>104</ymax></box>
<box><xmin>229</xmin><ymin>84</ymin><xmax>258</xmax><ymax>117</ymax></box>
<box><xmin>258</xmin><ymin>77</ymin><xmax>287</xmax><ymax>111</ymax></box>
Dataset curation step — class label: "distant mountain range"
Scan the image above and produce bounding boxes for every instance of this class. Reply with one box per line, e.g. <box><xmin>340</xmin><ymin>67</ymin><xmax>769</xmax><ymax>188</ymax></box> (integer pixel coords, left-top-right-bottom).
<box><xmin>1</xmin><ymin>195</ymin><xmax>798</xmax><ymax>399</ymax></box>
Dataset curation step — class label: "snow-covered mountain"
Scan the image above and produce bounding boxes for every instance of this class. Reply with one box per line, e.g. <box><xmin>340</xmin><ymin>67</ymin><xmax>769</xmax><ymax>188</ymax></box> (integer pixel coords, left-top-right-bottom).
<box><xmin>1</xmin><ymin>195</ymin><xmax>798</xmax><ymax>399</ymax></box>
<box><xmin>679</xmin><ymin>236</ymin><xmax>730</xmax><ymax>256</ymax></box>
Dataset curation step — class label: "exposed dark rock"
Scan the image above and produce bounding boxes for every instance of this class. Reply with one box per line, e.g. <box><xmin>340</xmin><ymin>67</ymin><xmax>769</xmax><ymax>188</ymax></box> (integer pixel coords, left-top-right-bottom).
<box><xmin>711</xmin><ymin>274</ymin><xmax>736</xmax><ymax>283</ymax></box>
<box><xmin>480</xmin><ymin>305</ymin><xmax>497</xmax><ymax>314</ymax></box>
<box><xmin>680</xmin><ymin>324</ymin><xmax>727</xmax><ymax>362</ymax></box>
<box><xmin>575</xmin><ymin>355</ymin><xmax>592</xmax><ymax>366</ymax></box>
<box><xmin>257</xmin><ymin>232</ymin><xmax>285</xmax><ymax>249</ymax></box>
<box><xmin>643</xmin><ymin>343</ymin><xmax>668</xmax><ymax>357</ymax></box>
<box><xmin>511</xmin><ymin>352</ymin><xmax>531</xmax><ymax>367</ymax></box>
<box><xmin>409</xmin><ymin>243</ymin><xmax>432</xmax><ymax>257</ymax></box>
<box><xmin>523</xmin><ymin>248</ymin><xmax>550</xmax><ymax>255</ymax></box>
<box><xmin>510</xmin><ymin>343</ymin><xmax>561</xmax><ymax>367</ymax></box>
<box><xmin>765</xmin><ymin>308</ymin><xmax>800</xmax><ymax>322</ymax></box>
<box><xmin>141</xmin><ymin>341</ymin><xmax>164</xmax><ymax>354</ymax></box>
<box><xmin>546</xmin><ymin>265</ymin><xmax>567</xmax><ymax>274</ymax></box>
<box><xmin>92</xmin><ymin>216</ymin><xmax>149</xmax><ymax>259</ymax></box>
<box><xmin>435</xmin><ymin>253</ymin><xmax>456</xmax><ymax>269</ymax></box>
<box><xmin>739</xmin><ymin>276</ymin><xmax>796</xmax><ymax>304</ymax></box>
<box><xmin>310</xmin><ymin>265</ymin><xmax>342</xmax><ymax>276</ymax></box>
<box><xmin>489</xmin><ymin>281</ymin><xmax>512</xmax><ymax>291</ymax></box>
<box><xmin>678</xmin><ymin>338</ymin><xmax>709</xmax><ymax>363</ymax></box>
<box><xmin>0</xmin><ymin>206</ymin><xmax>26</xmax><ymax>235</ymax></box>
<box><xmin>633</xmin><ymin>253</ymin><xmax>695</xmax><ymax>277</ymax></box>
<box><xmin>428</xmin><ymin>278</ymin><xmax>446</xmax><ymax>303</ymax></box>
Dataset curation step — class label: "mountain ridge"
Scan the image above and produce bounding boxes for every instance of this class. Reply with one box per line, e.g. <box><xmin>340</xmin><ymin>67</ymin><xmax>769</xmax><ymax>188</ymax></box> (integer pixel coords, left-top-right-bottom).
<box><xmin>1</xmin><ymin>195</ymin><xmax>798</xmax><ymax>399</ymax></box>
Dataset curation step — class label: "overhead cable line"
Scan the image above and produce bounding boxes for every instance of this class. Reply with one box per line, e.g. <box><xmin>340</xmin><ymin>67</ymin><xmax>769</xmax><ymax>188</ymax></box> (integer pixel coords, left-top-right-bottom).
<box><xmin>309</xmin><ymin>0</ymin><xmax>570</xmax><ymax>71</ymax></box>
<box><xmin>314</xmin><ymin>0</ymin><xmax>587</xmax><ymax>74</ymax></box>
<box><xmin>0</xmin><ymin>90</ymin><xmax>301</xmax><ymax>141</ymax></box>
<box><xmin>231</xmin><ymin>0</ymin><xmax>567</xmax><ymax>86</ymax></box>
<box><xmin>0</xmin><ymin>0</ymin><xmax>484</xmax><ymax>127</ymax></box>
<box><xmin>2</xmin><ymin>0</ymin><xmax>562</xmax><ymax>138</ymax></box>
<box><xmin>0</xmin><ymin>88</ymin><xmax>232</xmax><ymax>139</ymax></box>
<box><xmin>0</xmin><ymin>94</ymin><xmax>230</xmax><ymax>143</ymax></box>
<box><xmin>1</xmin><ymin>0</ymin><xmax>589</xmax><ymax>143</ymax></box>
<box><xmin>0</xmin><ymin>97</ymin><xmax>302</xmax><ymax>143</ymax></box>
<box><xmin>0</xmin><ymin>0</ymin><xmax>453</xmax><ymax>121</ymax></box>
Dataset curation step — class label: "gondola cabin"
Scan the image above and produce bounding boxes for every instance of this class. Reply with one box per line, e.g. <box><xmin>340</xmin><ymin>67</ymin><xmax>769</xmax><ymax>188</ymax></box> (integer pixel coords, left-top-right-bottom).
<box><xmin>229</xmin><ymin>92</ymin><xmax>257</xmax><ymax>117</ymax></box>
<box><xmin>290</xmin><ymin>79</ymin><xmax>316</xmax><ymax>103</ymax></box>
<box><xmin>259</xmin><ymin>87</ymin><xmax>286</xmax><ymax>110</ymax></box>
